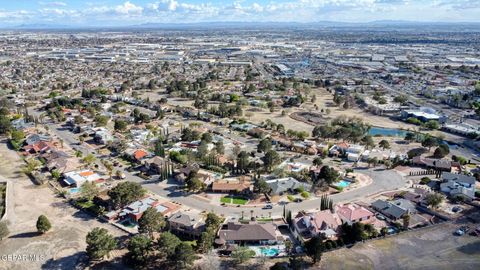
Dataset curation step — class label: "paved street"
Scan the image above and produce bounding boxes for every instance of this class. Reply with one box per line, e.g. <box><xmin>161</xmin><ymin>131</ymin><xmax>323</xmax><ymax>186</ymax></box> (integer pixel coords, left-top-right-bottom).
<box><xmin>125</xmin><ymin>167</ymin><xmax>407</xmax><ymax>218</ymax></box>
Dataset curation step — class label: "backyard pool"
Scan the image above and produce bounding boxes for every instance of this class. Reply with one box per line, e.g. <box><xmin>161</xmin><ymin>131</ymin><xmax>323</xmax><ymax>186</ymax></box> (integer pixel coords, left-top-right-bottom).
<box><xmin>335</xmin><ymin>180</ymin><xmax>351</xmax><ymax>188</ymax></box>
<box><xmin>69</xmin><ymin>187</ymin><xmax>80</xmax><ymax>194</ymax></box>
<box><xmin>368</xmin><ymin>127</ymin><xmax>407</xmax><ymax>137</ymax></box>
<box><xmin>260</xmin><ymin>247</ymin><xmax>279</xmax><ymax>257</ymax></box>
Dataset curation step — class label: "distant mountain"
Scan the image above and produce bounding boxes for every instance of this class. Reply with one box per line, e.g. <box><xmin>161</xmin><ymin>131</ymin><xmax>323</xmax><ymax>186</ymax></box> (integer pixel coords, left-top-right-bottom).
<box><xmin>3</xmin><ymin>20</ymin><xmax>480</xmax><ymax>31</ymax></box>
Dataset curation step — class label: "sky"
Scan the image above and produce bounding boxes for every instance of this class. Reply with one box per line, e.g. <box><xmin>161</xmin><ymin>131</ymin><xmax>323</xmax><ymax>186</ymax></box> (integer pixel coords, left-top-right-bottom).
<box><xmin>0</xmin><ymin>0</ymin><xmax>479</xmax><ymax>27</ymax></box>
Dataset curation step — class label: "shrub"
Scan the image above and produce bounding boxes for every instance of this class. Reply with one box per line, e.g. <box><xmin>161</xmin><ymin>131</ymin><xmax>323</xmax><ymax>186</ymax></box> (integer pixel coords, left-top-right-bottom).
<box><xmin>300</xmin><ymin>191</ymin><xmax>310</xmax><ymax>199</ymax></box>
<box><xmin>287</xmin><ymin>195</ymin><xmax>295</xmax><ymax>202</ymax></box>
<box><xmin>420</xmin><ymin>177</ymin><xmax>431</xmax><ymax>185</ymax></box>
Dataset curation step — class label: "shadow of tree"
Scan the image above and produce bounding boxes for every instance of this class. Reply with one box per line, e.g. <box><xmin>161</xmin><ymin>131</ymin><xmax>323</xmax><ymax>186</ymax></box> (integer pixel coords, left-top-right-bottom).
<box><xmin>456</xmin><ymin>241</ymin><xmax>480</xmax><ymax>255</ymax></box>
<box><xmin>9</xmin><ymin>231</ymin><xmax>40</xmax><ymax>238</ymax></box>
<box><xmin>41</xmin><ymin>251</ymin><xmax>88</xmax><ymax>270</ymax></box>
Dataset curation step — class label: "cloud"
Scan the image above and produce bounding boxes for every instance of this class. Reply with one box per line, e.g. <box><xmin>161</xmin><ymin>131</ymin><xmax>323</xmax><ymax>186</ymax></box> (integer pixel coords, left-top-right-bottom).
<box><xmin>38</xmin><ymin>1</ymin><xmax>67</xmax><ymax>7</ymax></box>
<box><xmin>114</xmin><ymin>1</ymin><xmax>143</xmax><ymax>15</ymax></box>
<box><xmin>1</xmin><ymin>0</ymin><xmax>480</xmax><ymax>26</ymax></box>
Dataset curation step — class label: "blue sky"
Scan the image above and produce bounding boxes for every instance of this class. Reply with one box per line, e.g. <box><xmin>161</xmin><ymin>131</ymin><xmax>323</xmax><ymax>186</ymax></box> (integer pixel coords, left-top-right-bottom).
<box><xmin>0</xmin><ymin>0</ymin><xmax>479</xmax><ymax>26</ymax></box>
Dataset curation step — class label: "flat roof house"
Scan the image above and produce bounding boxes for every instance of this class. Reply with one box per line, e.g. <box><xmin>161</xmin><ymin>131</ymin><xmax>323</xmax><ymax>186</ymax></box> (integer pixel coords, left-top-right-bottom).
<box><xmin>63</xmin><ymin>170</ymin><xmax>104</xmax><ymax>187</ymax></box>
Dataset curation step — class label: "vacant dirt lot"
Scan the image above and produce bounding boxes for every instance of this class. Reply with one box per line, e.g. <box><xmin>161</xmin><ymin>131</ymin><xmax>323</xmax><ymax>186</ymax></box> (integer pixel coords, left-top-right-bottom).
<box><xmin>320</xmin><ymin>222</ymin><xmax>480</xmax><ymax>270</ymax></box>
<box><xmin>0</xmin><ymin>143</ymin><xmax>127</xmax><ymax>270</ymax></box>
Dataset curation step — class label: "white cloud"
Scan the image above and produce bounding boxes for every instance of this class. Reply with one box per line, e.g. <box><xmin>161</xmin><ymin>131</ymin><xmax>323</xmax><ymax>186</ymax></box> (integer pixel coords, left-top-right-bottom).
<box><xmin>1</xmin><ymin>0</ymin><xmax>479</xmax><ymax>26</ymax></box>
<box><xmin>39</xmin><ymin>1</ymin><xmax>67</xmax><ymax>7</ymax></box>
<box><xmin>114</xmin><ymin>1</ymin><xmax>143</xmax><ymax>15</ymax></box>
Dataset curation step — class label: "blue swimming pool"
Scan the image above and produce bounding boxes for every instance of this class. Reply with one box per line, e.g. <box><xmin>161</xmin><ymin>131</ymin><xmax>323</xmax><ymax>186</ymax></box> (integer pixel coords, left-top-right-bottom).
<box><xmin>335</xmin><ymin>180</ymin><xmax>351</xmax><ymax>188</ymax></box>
<box><xmin>260</xmin><ymin>247</ymin><xmax>279</xmax><ymax>257</ymax></box>
<box><xmin>69</xmin><ymin>187</ymin><xmax>80</xmax><ymax>194</ymax></box>
<box><xmin>368</xmin><ymin>127</ymin><xmax>407</xmax><ymax>137</ymax></box>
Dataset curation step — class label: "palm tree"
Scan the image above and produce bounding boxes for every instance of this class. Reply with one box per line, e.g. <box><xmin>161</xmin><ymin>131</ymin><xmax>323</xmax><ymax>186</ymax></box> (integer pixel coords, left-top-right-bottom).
<box><xmin>82</xmin><ymin>154</ymin><xmax>96</xmax><ymax>168</ymax></box>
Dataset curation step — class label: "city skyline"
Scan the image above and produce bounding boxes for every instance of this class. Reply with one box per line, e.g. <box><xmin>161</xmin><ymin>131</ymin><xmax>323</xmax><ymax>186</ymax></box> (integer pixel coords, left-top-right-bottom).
<box><xmin>0</xmin><ymin>0</ymin><xmax>480</xmax><ymax>27</ymax></box>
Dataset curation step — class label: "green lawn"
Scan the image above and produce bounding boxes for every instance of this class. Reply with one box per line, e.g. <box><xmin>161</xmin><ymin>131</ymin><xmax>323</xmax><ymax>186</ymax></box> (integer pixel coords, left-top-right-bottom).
<box><xmin>220</xmin><ymin>196</ymin><xmax>248</xmax><ymax>205</ymax></box>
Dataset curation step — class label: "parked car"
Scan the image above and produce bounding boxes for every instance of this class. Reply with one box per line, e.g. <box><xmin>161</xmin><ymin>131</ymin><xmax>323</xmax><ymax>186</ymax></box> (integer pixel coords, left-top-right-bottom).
<box><xmin>263</xmin><ymin>204</ymin><xmax>273</xmax><ymax>209</ymax></box>
<box><xmin>455</xmin><ymin>226</ymin><xmax>469</xmax><ymax>236</ymax></box>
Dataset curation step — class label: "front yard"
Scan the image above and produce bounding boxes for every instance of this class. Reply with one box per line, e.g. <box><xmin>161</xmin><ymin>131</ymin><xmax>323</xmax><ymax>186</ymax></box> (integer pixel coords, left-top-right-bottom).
<box><xmin>220</xmin><ymin>195</ymin><xmax>248</xmax><ymax>205</ymax></box>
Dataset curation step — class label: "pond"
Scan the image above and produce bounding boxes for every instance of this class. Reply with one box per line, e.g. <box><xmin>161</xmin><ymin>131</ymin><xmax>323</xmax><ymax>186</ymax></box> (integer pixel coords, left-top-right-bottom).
<box><xmin>368</xmin><ymin>127</ymin><xmax>407</xmax><ymax>137</ymax></box>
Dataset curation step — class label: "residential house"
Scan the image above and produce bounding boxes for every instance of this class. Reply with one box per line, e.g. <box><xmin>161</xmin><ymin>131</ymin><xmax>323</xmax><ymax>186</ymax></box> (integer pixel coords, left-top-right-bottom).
<box><xmin>63</xmin><ymin>170</ymin><xmax>104</xmax><ymax>187</ymax></box>
<box><xmin>94</xmin><ymin>128</ymin><xmax>113</xmax><ymax>144</ymax></box>
<box><xmin>211</xmin><ymin>179</ymin><xmax>252</xmax><ymax>194</ymax></box>
<box><xmin>42</xmin><ymin>150</ymin><xmax>81</xmax><ymax>173</ymax></box>
<box><xmin>335</xmin><ymin>203</ymin><xmax>375</xmax><ymax>225</ymax></box>
<box><xmin>293</xmin><ymin>210</ymin><xmax>342</xmax><ymax>239</ymax></box>
<box><xmin>265</xmin><ymin>177</ymin><xmax>312</xmax><ymax>195</ymax></box>
<box><xmin>144</xmin><ymin>156</ymin><xmax>168</xmax><ymax>174</ymax></box>
<box><xmin>440</xmin><ymin>172</ymin><xmax>476</xmax><ymax>200</ymax></box>
<box><xmin>168</xmin><ymin>211</ymin><xmax>206</xmax><ymax>238</ymax></box>
<box><xmin>125</xmin><ymin>148</ymin><xmax>150</xmax><ymax>163</ymax></box>
<box><xmin>25</xmin><ymin>134</ymin><xmax>51</xmax><ymax>146</ymax></box>
<box><xmin>216</xmin><ymin>222</ymin><xmax>282</xmax><ymax>245</ymax></box>
<box><xmin>329</xmin><ymin>142</ymin><xmax>349</xmax><ymax>156</ymax></box>
<box><xmin>23</xmin><ymin>140</ymin><xmax>54</xmax><ymax>154</ymax></box>
<box><xmin>174</xmin><ymin>163</ymin><xmax>200</xmax><ymax>183</ymax></box>
<box><xmin>412</xmin><ymin>156</ymin><xmax>460</xmax><ymax>172</ymax></box>
<box><xmin>11</xmin><ymin>118</ymin><xmax>35</xmax><ymax>131</ymax></box>
<box><xmin>118</xmin><ymin>197</ymin><xmax>160</xmax><ymax>222</ymax></box>
<box><xmin>371</xmin><ymin>199</ymin><xmax>416</xmax><ymax>220</ymax></box>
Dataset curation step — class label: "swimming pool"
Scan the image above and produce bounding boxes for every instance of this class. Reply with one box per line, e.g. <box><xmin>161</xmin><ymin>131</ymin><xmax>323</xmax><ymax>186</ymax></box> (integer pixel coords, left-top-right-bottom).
<box><xmin>69</xmin><ymin>187</ymin><xmax>80</xmax><ymax>194</ymax></box>
<box><xmin>260</xmin><ymin>247</ymin><xmax>279</xmax><ymax>257</ymax></box>
<box><xmin>368</xmin><ymin>127</ymin><xmax>407</xmax><ymax>137</ymax></box>
<box><xmin>335</xmin><ymin>180</ymin><xmax>351</xmax><ymax>188</ymax></box>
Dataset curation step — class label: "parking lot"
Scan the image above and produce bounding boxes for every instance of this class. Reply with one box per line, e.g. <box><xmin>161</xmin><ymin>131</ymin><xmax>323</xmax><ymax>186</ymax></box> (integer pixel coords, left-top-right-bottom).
<box><xmin>321</xmin><ymin>221</ymin><xmax>480</xmax><ymax>270</ymax></box>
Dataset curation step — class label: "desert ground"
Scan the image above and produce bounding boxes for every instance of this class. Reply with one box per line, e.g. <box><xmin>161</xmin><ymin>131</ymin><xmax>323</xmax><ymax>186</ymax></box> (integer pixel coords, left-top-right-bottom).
<box><xmin>0</xmin><ymin>142</ymin><xmax>127</xmax><ymax>270</ymax></box>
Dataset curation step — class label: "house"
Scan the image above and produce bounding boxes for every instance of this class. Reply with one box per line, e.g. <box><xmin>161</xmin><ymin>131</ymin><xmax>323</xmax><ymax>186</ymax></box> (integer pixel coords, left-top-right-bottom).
<box><xmin>216</xmin><ymin>222</ymin><xmax>281</xmax><ymax>245</ymax></box>
<box><xmin>125</xmin><ymin>148</ymin><xmax>150</xmax><ymax>162</ymax></box>
<box><xmin>211</xmin><ymin>179</ymin><xmax>252</xmax><ymax>194</ymax></box>
<box><xmin>265</xmin><ymin>177</ymin><xmax>311</xmax><ymax>195</ymax></box>
<box><xmin>329</xmin><ymin>142</ymin><xmax>349</xmax><ymax>156</ymax></box>
<box><xmin>412</xmin><ymin>156</ymin><xmax>460</xmax><ymax>172</ymax></box>
<box><xmin>42</xmin><ymin>150</ymin><xmax>81</xmax><ymax>173</ymax></box>
<box><xmin>168</xmin><ymin>211</ymin><xmax>206</xmax><ymax>237</ymax></box>
<box><xmin>174</xmin><ymin>163</ymin><xmax>200</xmax><ymax>183</ymax></box>
<box><xmin>25</xmin><ymin>134</ymin><xmax>51</xmax><ymax>146</ymax></box>
<box><xmin>293</xmin><ymin>210</ymin><xmax>342</xmax><ymax>239</ymax></box>
<box><xmin>371</xmin><ymin>199</ymin><xmax>416</xmax><ymax>220</ymax></box>
<box><xmin>118</xmin><ymin>197</ymin><xmax>160</xmax><ymax>222</ymax></box>
<box><xmin>94</xmin><ymin>128</ymin><xmax>113</xmax><ymax>144</ymax></box>
<box><xmin>440</xmin><ymin>172</ymin><xmax>476</xmax><ymax>200</ymax></box>
<box><xmin>335</xmin><ymin>203</ymin><xmax>375</xmax><ymax>225</ymax></box>
<box><xmin>144</xmin><ymin>156</ymin><xmax>169</xmax><ymax>174</ymax></box>
<box><xmin>11</xmin><ymin>118</ymin><xmax>35</xmax><ymax>131</ymax></box>
<box><xmin>63</xmin><ymin>170</ymin><xmax>104</xmax><ymax>187</ymax></box>
<box><xmin>23</xmin><ymin>140</ymin><xmax>54</xmax><ymax>154</ymax></box>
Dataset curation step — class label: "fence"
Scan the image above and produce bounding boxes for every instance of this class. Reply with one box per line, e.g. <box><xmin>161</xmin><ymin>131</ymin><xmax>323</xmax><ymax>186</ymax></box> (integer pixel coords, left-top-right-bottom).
<box><xmin>409</xmin><ymin>170</ymin><xmax>441</xmax><ymax>177</ymax></box>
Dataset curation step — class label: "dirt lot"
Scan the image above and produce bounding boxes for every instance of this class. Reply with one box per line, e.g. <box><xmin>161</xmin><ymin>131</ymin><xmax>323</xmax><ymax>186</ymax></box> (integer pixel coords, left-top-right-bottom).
<box><xmin>320</xmin><ymin>222</ymin><xmax>480</xmax><ymax>270</ymax></box>
<box><xmin>0</xmin><ymin>143</ymin><xmax>127</xmax><ymax>270</ymax></box>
